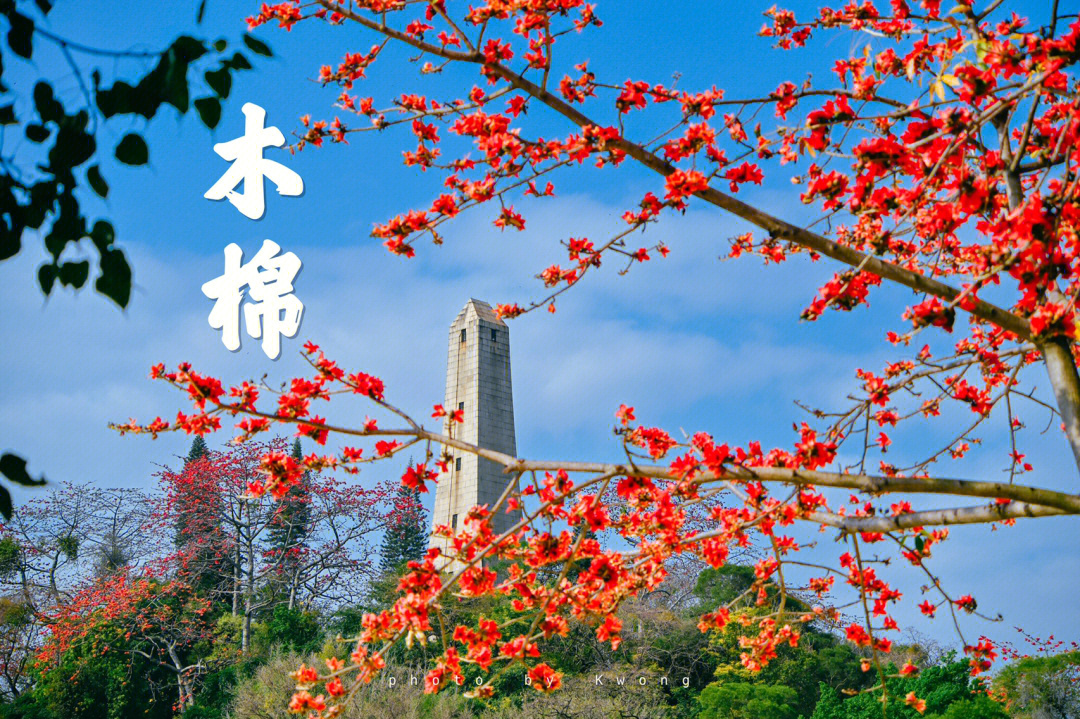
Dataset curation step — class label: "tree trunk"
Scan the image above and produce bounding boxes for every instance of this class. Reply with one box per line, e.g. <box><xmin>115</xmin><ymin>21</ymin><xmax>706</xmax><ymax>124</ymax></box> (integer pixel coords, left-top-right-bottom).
<box><xmin>1040</xmin><ymin>336</ymin><xmax>1080</xmax><ymax>471</ymax></box>
<box><xmin>167</xmin><ymin>644</ymin><xmax>193</xmax><ymax>711</ymax></box>
<box><xmin>241</xmin><ymin>503</ymin><xmax>254</xmax><ymax>654</ymax></box>
<box><xmin>231</xmin><ymin>519</ymin><xmax>241</xmax><ymax>616</ymax></box>
<box><xmin>993</xmin><ymin>118</ymin><xmax>1080</xmax><ymax>474</ymax></box>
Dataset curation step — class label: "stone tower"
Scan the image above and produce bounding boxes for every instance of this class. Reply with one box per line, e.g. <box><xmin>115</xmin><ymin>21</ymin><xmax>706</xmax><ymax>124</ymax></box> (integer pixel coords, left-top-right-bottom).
<box><xmin>431</xmin><ymin>299</ymin><xmax>521</xmax><ymax>552</ymax></box>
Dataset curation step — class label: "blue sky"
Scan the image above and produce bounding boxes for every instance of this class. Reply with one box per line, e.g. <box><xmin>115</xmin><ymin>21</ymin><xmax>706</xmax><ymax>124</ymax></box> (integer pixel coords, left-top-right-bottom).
<box><xmin>2</xmin><ymin>0</ymin><xmax>1076</xmax><ymax>655</ymax></box>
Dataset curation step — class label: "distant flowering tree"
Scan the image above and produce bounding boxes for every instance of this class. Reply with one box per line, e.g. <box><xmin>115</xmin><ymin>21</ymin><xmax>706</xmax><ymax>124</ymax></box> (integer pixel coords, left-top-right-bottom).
<box><xmin>34</xmin><ymin>573</ymin><xmax>214</xmax><ymax>714</ymax></box>
<box><xmin>264</xmin><ymin>439</ymin><xmax>313</xmax><ymax>600</ymax></box>
<box><xmin>994</xmin><ymin>629</ymin><xmax>1080</xmax><ymax>717</ymax></box>
<box><xmin>0</xmin><ymin>484</ymin><xmax>161</xmax><ymax>697</ymax></box>
<box><xmin>116</xmin><ymin>0</ymin><xmax>1080</xmax><ymax>715</ymax></box>
<box><xmin>0</xmin><ymin>484</ymin><xmax>160</xmax><ymax>612</ymax></box>
<box><xmin>159</xmin><ymin>439</ymin><xmax>386</xmax><ymax>652</ymax></box>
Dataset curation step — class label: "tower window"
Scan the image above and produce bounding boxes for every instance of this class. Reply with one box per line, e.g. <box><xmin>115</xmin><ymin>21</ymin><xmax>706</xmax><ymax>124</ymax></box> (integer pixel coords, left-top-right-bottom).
<box><xmin>490</xmin><ymin>328</ymin><xmax>497</xmax><ymax>342</ymax></box>
<box><xmin>458</xmin><ymin>401</ymin><xmax>464</xmax><ymax>411</ymax></box>
<box><xmin>452</xmin><ymin>514</ymin><xmax>458</xmax><ymax>530</ymax></box>
<box><xmin>460</xmin><ymin>328</ymin><xmax>466</xmax><ymax>343</ymax></box>
<box><xmin>455</xmin><ymin>457</ymin><xmax>462</xmax><ymax>471</ymax></box>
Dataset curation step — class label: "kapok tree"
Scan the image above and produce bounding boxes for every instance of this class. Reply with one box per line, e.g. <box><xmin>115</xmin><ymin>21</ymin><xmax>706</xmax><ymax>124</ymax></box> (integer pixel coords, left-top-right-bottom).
<box><xmin>159</xmin><ymin>439</ymin><xmax>387</xmax><ymax>652</ymax></box>
<box><xmin>0</xmin><ymin>484</ymin><xmax>161</xmax><ymax>614</ymax></box>
<box><xmin>34</xmin><ymin>573</ymin><xmax>213</xmax><ymax>715</ymax></box>
<box><xmin>264</xmin><ymin>439</ymin><xmax>314</xmax><ymax>608</ymax></box>
<box><xmin>115</xmin><ymin>0</ymin><xmax>1080</xmax><ymax>715</ymax></box>
<box><xmin>0</xmin><ymin>484</ymin><xmax>163</xmax><ymax>701</ymax></box>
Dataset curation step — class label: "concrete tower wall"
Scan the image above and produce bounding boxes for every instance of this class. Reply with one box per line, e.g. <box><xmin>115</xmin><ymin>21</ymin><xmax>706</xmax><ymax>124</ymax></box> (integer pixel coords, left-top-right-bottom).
<box><xmin>431</xmin><ymin>300</ymin><xmax>520</xmax><ymax>551</ymax></box>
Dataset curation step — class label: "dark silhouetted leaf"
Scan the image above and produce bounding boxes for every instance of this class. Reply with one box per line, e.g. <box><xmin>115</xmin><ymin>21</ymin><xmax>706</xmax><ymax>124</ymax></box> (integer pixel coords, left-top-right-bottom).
<box><xmin>115</xmin><ymin>133</ymin><xmax>148</xmax><ymax>165</ymax></box>
<box><xmin>243</xmin><ymin>34</ymin><xmax>272</xmax><ymax>57</ymax></box>
<box><xmin>0</xmin><ymin>226</ymin><xmax>20</xmax><ymax>260</ymax></box>
<box><xmin>50</xmin><ymin>122</ymin><xmax>95</xmax><ymax>168</ymax></box>
<box><xmin>171</xmin><ymin>35</ymin><xmax>207</xmax><ymax>63</ymax></box>
<box><xmin>37</xmin><ymin>263</ymin><xmax>56</xmax><ymax>293</ymax></box>
<box><xmin>96</xmin><ymin>80</ymin><xmax>136</xmax><ymax>118</ymax></box>
<box><xmin>7</xmin><ymin>12</ymin><xmax>33</xmax><ymax>59</ymax></box>
<box><xmin>87</xmin><ymin>165</ymin><xmax>108</xmax><ymax>198</ymax></box>
<box><xmin>225</xmin><ymin>52</ymin><xmax>252</xmax><ymax>70</ymax></box>
<box><xmin>205</xmin><ymin>67</ymin><xmax>231</xmax><ymax>98</ymax></box>
<box><xmin>90</xmin><ymin>220</ymin><xmax>115</xmax><ymax>251</ymax></box>
<box><xmin>0</xmin><ymin>104</ymin><xmax>16</xmax><ymax>125</ymax></box>
<box><xmin>33</xmin><ymin>82</ymin><xmax>62</xmax><ymax>122</ymax></box>
<box><xmin>0</xmin><ymin>454</ymin><xmax>46</xmax><ymax>487</ymax></box>
<box><xmin>58</xmin><ymin>260</ymin><xmax>89</xmax><ymax>288</ymax></box>
<box><xmin>194</xmin><ymin>97</ymin><xmax>221</xmax><ymax>129</ymax></box>
<box><xmin>25</xmin><ymin>123</ymin><xmax>49</xmax><ymax>142</ymax></box>
<box><xmin>95</xmin><ymin>248</ymin><xmax>131</xmax><ymax>307</ymax></box>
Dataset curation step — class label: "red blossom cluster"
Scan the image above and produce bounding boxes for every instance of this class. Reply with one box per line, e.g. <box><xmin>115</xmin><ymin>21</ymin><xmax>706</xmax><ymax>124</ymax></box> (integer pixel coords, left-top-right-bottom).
<box><xmin>117</xmin><ymin>343</ymin><xmax>1038</xmax><ymax>716</ymax></box>
<box><xmin>112</xmin><ymin>0</ymin><xmax>1080</xmax><ymax>713</ymax></box>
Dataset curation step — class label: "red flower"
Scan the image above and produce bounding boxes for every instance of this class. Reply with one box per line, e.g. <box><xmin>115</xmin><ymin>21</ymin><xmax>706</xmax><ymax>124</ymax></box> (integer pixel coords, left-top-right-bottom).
<box><xmin>724</xmin><ymin>162</ymin><xmax>764</xmax><ymax>192</ymax></box>
<box><xmin>402</xmin><ymin>463</ymin><xmax>437</xmax><ymax>493</ymax></box>
<box><xmin>596</xmin><ymin>614</ymin><xmax>622</xmax><ymax>649</ymax></box>
<box><xmin>527</xmin><ymin>663</ymin><xmax>562</xmax><ymax>692</ymax></box>
<box><xmin>905</xmin><ymin>692</ymin><xmax>927</xmax><ymax>714</ymax></box>
<box><xmin>664</xmin><ymin>169</ymin><xmax>709</xmax><ymax>202</ymax></box>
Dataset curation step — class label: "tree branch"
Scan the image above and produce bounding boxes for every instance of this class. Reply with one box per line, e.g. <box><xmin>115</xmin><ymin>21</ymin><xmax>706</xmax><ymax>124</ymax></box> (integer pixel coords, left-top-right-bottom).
<box><xmin>811</xmin><ymin>500</ymin><xmax>1065</xmax><ymax>532</ymax></box>
<box><xmin>482</xmin><ymin>65</ymin><xmax>1034</xmax><ymax>341</ymax></box>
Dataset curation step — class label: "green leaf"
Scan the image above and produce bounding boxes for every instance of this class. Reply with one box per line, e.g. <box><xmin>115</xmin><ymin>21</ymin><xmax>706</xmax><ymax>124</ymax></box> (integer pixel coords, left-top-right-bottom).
<box><xmin>114</xmin><ymin>133</ymin><xmax>148</xmax><ymax>165</ymax></box>
<box><xmin>213</xmin><ymin>38</ymin><xmax>227</xmax><ymax>52</ymax></box>
<box><xmin>37</xmin><ymin>263</ymin><xmax>57</xmax><ymax>294</ymax></box>
<box><xmin>58</xmin><ymin>260</ymin><xmax>89</xmax><ymax>288</ymax></box>
<box><xmin>243</xmin><ymin>34</ymin><xmax>273</xmax><ymax>57</ymax></box>
<box><xmin>0</xmin><ymin>104</ymin><xmax>16</xmax><ymax>125</ymax></box>
<box><xmin>87</xmin><ymin>165</ymin><xmax>108</xmax><ymax>198</ymax></box>
<box><xmin>194</xmin><ymin>97</ymin><xmax>221</xmax><ymax>129</ymax></box>
<box><xmin>205</xmin><ymin>67</ymin><xmax>231</xmax><ymax>98</ymax></box>
<box><xmin>24</xmin><ymin>123</ymin><xmax>49</xmax><ymax>142</ymax></box>
<box><xmin>95</xmin><ymin>248</ymin><xmax>131</xmax><ymax>307</ymax></box>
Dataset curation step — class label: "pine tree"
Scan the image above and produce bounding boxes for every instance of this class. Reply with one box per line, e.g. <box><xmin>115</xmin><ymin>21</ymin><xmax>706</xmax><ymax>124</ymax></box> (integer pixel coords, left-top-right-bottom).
<box><xmin>176</xmin><ymin>437</ymin><xmax>210</xmax><ymax>549</ymax></box>
<box><xmin>266</xmin><ymin>439</ymin><xmax>312</xmax><ymax>606</ymax></box>
<box><xmin>185</xmin><ymin>436</ymin><xmax>209</xmax><ymax>464</ymax></box>
<box><xmin>379</xmin><ymin>471</ymin><xmax>427</xmax><ymax>574</ymax></box>
<box><xmin>174</xmin><ymin>436</ymin><xmax>230</xmax><ymax>603</ymax></box>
